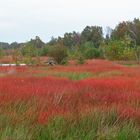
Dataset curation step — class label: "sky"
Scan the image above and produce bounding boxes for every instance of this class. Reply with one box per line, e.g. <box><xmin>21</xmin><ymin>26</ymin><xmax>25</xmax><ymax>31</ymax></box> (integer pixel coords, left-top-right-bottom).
<box><xmin>0</xmin><ymin>0</ymin><xmax>140</xmax><ymax>43</ymax></box>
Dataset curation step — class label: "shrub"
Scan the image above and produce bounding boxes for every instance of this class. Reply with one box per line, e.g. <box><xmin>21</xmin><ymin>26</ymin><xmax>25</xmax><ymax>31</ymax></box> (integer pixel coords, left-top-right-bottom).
<box><xmin>135</xmin><ymin>46</ymin><xmax>140</xmax><ymax>63</ymax></box>
<box><xmin>105</xmin><ymin>40</ymin><xmax>124</xmax><ymax>60</ymax></box>
<box><xmin>21</xmin><ymin>43</ymin><xmax>38</xmax><ymax>57</ymax></box>
<box><xmin>84</xmin><ymin>47</ymin><xmax>101</xmax><ymax>59</ymax></box>
<box><xmin>0</xmin><ymin>48</ymin><xmax>4</xmax><ymax>63</ymax></box>
<box><xmin>12</xmin><ymin>49</ymin><xmax>23</xmax><ymax>65</ymax></box>
<box><xmin>121</xmin><ymin>48</ymin><xmax>136</xmax><ymax>61</ymax></box>
<box><xmin>79</xmin><ymin>42</ymin><xmax>101</xmax><ymax>59</ymax></box>
<box><xmin>105</xmin><ymin>40</ymin><xmax>138</xmax><ymax>61</ymax></box>
<box><xmin>75</xmin><ymin>51</ymin><xmax>85</xmax><ymax>64</ymax></box>
<box><xmin>39</xmin><ymin>45</ymin><xmax>50</xmax><ymax>56</ymax></box>
<box><xmin>48</xmin><ymin>44</ymin><xmax>68</xmax><ymax>64</ymax></box>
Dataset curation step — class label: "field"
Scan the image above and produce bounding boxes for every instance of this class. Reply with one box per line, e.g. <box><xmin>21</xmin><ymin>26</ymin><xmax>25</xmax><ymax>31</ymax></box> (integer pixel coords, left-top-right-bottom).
<box><xmin>0</xmin><ymin>59</ymin><xmax>140</xmax><ymax>140</ymax></box>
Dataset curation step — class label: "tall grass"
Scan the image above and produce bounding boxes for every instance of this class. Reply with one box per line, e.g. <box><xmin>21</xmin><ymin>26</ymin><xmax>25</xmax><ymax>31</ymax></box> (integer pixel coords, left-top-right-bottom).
<box><xmin>0</xmin><ymin>60</ymin><xmax>140</xmax><ymax>139</ymax></box>
<box><xmin>0</xmin><ymin>110</ymin><xmax>139</xmax><ymax>140</ymax></box>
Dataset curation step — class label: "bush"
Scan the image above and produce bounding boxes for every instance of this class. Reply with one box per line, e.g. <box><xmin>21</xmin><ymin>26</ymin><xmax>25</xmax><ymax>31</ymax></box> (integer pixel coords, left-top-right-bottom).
<box><xmin>48</xmin><ymin>45</ymin><xmax>68</xmax><ymax>65</ymax></box>
<box><xmin>105</xmin><ymin>40</ymin><xmax>124</xmax><ymax>60</ymax></box>
<box><xmin>84</xmin><ymin>47</ymin><xmax>101</xmax><ymax>59</ymax></box>
<box><xmin>105</xmin><ymin>40</ymin><xmax>138</xmax><ymax>61</ymax></box>
<box><xmin>12</xmin><ymin>49</ymin><xmax>23</xmax><ymax>65</ymax></box>
<box><xmin>23</xmin><ymin>56</ymin><xmax>35</xmax><ymax>65</ymax></box>
<box><xmin>121</xmin><ymin>48</ymin><xmax>136</xmax><ymax>61</ymax></box>
<box><xmin>76</xmin><ymin>52</ymin><xmax>85</xmax><ymax>64</ymax></box>
<box><xmin>135</xmin><ymin>46</ymin><xmax>140</xmax><ymax>63</ymax></box>
<box><xmin>39</xmin><ymin>45</ymin><xmax>50</xmax><ymax>56</ymax></box>
<box><xmin>21</xmin><ymin>43</ymin><xmax>38</xmax><ymax>57</ymax></box>
<box><xmin>80</xmin><ymin>42</ymin><xmax>101</xmax><ymax>59</ymax></box>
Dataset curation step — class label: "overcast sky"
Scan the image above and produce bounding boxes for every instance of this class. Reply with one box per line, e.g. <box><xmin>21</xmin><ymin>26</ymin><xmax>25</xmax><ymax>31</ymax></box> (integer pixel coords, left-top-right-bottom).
<box><xmin>0</xmin><ymin>0</ymin><xmax>140</xmax><ymax>43</ymax></box>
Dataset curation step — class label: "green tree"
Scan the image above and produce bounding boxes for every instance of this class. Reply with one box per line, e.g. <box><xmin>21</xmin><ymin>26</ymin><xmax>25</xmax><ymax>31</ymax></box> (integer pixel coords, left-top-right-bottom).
<box><xmin>127</xmin><ymin>19</ymin><xmax>140</xmax><ymax>63</ymax></box>
<box><xmin>29</xmin><ymin>36</ymin><xmax>45</xmax><ymax>48</ymax></box>
<box><xmin>111</xmin><ymin>22</ymin><xmax>128</xmax><ymax>40</ymax></box>
<box><xmin>63</xmin><ymin>32</ymin><xmax>81</xmax><ymax>48</ymax></box>
<box><xmin>81</xmin><ymin>26</ymin><xmax>103</xmax><ymax>48</ymax></box>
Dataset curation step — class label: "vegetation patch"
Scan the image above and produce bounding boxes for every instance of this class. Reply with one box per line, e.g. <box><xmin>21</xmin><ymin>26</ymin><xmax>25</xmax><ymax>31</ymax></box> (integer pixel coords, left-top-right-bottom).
<box><xmin>53</xmin><ymin>72</ymin><xmax>94</xmax><ymax>80</ymax></box>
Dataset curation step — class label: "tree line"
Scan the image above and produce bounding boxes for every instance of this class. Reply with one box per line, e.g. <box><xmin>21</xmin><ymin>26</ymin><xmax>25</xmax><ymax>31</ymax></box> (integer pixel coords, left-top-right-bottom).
<box><xmin>0</xmin><ymin>18</ymin><xmax>140</xmax><ymax>65</ymax></box>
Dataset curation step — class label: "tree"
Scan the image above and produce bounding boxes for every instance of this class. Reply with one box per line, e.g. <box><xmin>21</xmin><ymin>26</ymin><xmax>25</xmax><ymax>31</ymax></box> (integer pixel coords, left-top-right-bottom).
<box><xmin>10</xmin><ymin>42</ymin><xmax>20</xmax><ymax>49</ymax></box>
<box><xmin>63</xmin><ymin>32</ymin><xmax>74</xmax><ymax>48</ymax></box>
<box><xmin>135</xmin><ymin>46</ymin><xmax>140</xmax><ymax>63</ymax></box>
<box><xmin>105</xmin><ymin>26</ymin><xmax>113</xmax><ymax>44</ymax></box>
<box><xmin>111</xmin><ymin>21</ymin><xmax>128</xmax><ymax>40</ymax></box>
<box><xmin>127</xmin><ymin>18</ymin><xmax>140</xmax><ymax>46</ymax></box>
<box><xmin>26</xmin><ymin>36</ymin><xmax>45</xmax><ymax>49</ymax></box>
<box><xmin>127</xmin><ymin>18</ymin><xmax>140</xmax><ymax>62</ymax></box>
<box><xmin>63</xmin><ymin>32</ymin><xmax>81</xmax><ymax>48</ymax></box>
<box><xmin>0</xmin><ymin>42</ymin><xmax>9</xmax><ymax>49</ymax></box>
<box><xmin>48</xmin><ymin>37</ymin><xmax>58</xmax><ymax>46</ymax></box>
<box><xmin>81</xmin><ymin>26</ymin><xmax>103</xmax><ymax>48</ymax></box>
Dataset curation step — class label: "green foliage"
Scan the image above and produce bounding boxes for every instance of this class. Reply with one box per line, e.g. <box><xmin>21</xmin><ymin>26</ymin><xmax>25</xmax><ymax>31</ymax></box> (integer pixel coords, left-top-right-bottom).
<box><xmin>2</xmin><ymin>18</ymin><xmax>140</xmax><ymax>63</ymax></box>
<box><xmin>22</xmin><ymin>36</ymin><xmax>46</xmax><ymax>58</ymax></box>
<box><xmin>111</xmin><ymin>22</ymin><xmax>128</xmax><ymax>40</ymax></box>
<box><xmin>69</xmin><ymin>42</ymin><xmax>101</xmax><ymax>61</ymax></box>
<box><xmin>62</xmin><ymin>32</ymin><xmax>81</xmax><ymax>48</ymax></box>
<box><xmin>82</xmin><ymin>42</ymin><xmax>101</xmax><ymax>59</ymax></box>
<box><xmin>39</xmin><ymin>45</ymin><xmax>49</xmax><ymax>56</ymax></box>
<box><xmin>105</xmin><ymin>40</ymin><xmax>124</xmax><ymax>60</ymax></box>
<box><xmin>81</xmin><ymin>26</ymin><xmax>103</xmax><ymax>48</ymax></box>
<box><xmin>48</xmin><ymin>44</ymin><xmax>68</xmax><ymax>64</ymax></box>
<box><xmin>99</xmin><ymin>43</ymin><xmax>108</xmax><ymax>59</ymax></box>
<box><xmin>67</xmin><ymin>46</ymin><xmax>79</xmax><ymax>59</ymax></box>
<box><xmin>29</xmin><ymin>36</ymin><xmax>45</xmax><ymax>48</ymax></box>
<box><xmin>21</xmin><ymin>43</ymin><xmax>38</xmax><ymax>57</ymax></box>
<box><xmin>111</xmin><ymin>18</ymin><xmax>140</xmax><ymax>46</ymax></box>
<box><xmin>122</xmin><ymin>47</ymin><xmax>136</xmax><ymax>61</ymax></box>
<box><xmin>135</xmin><ymin>46</ymin><xmax>140</xmax><ymax>63</ymax></box>
<box><xmin>21</xmin><ymin>43</ymin><xmax>40</xmax><ymax>65</ymax></box>
<box><xmin>12</xmin><ymin>49</ymin><xmax>23</xmax><ymax>65</ymax></box>
<box><xmin>105</xmin><ymin>40</ymin><xmax>136</xmax><ymax>61</ymax></box>
<box><xmin>85</xmin><ymin>47</ymin><xmax>100</xmax><ymax>59</ymax></box>
<box><xmin>76</xmin><ymin>51</ymin><xmax>85</xmax><ymax>64</ymax></box>
<box><xmin>0</xmin><ymin>48</ymin><xmax>4</xmax><ymax>60</ymax></box>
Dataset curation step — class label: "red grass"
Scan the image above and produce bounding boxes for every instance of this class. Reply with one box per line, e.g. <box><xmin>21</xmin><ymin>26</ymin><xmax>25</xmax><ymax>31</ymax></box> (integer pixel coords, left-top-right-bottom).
<box><xmin>0</xmin><ymin>60</ymin><xmax>140</xmax><ymax>124</ymax></box>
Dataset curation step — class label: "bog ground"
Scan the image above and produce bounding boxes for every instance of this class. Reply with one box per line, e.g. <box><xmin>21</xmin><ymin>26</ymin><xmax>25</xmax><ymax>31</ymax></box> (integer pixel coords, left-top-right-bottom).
<box><xmin>0</xmin><ymin>59</ymin><xmax>140</xmax><ymax>140</ymax></box>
